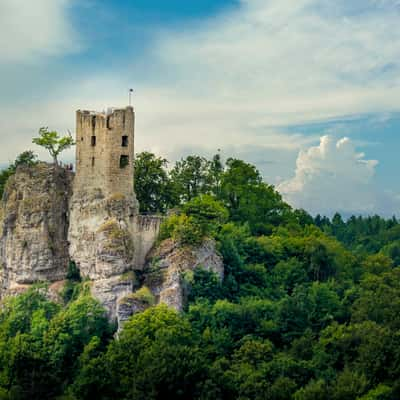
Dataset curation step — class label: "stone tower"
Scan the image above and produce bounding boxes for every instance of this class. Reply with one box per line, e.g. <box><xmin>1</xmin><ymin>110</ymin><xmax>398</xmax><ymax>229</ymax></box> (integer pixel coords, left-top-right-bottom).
<box><xmin>68</xmin><ymin>105</ymin><xmax>161</xmax><ymax>320</ymax></box>
<box><xmin>69</xmin><ymin>107</ymin><xmax>139</xmax><ymax>283</ymax></box>
<box><xmin>75</xmin><ymin>107</ymin><xmax>135</xmax><ymax>198</ymax></box>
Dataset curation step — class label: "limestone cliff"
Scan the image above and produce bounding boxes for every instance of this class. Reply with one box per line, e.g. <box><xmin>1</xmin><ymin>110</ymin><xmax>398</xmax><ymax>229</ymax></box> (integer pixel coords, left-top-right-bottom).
<box><xmin>146</xmin><ymin>238</ymin><xmax>223</xmax><ymax>311</ymax></box>
<box><xmin>68</xmin><ymin>188</ymin><xmax>161</xmax><ymax>320</ymax></box>
<box><xmin>68</xmin><ymin>190</ymin><xmax>139</xmax><ymax>280</ymax></box>
<box><xmin>0</xmin><ymin>162</ymin><xmax>222</xmax><ymax>328</ymax></box>
<box><xmin>0</xmin><ymin>163</ymin><xmax>161</xmax><ymax>322</ymax></box>
<box><xmin>0</xmin><ymin>163</ymin><xmax>72</xmax><ymax>296</ymax></box>
<box><xmin>117</xmin><ymin>238</ymin><xmax>224</xmax><ymax>325</ymax></box>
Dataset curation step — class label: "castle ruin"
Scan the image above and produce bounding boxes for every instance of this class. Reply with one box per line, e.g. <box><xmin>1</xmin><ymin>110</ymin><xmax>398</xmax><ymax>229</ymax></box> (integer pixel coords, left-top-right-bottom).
<box><xmin>0</xmin><ymin>106</ymin><xmax>162</xmax><ymax>321</ymax></box>
<box><xmin>74</xmin><ymin>107</ymin><xmax>135</xmax><ymax>198</ymax></box>
<box><xmin>0</xmin><ymin>105</ymin><xmax>222</xmax><ymax>325</ymax></box>
<box><xmin>68</xmin><ymin>106</ymin><xmax>162</xmax><ymax>319</ymax></box>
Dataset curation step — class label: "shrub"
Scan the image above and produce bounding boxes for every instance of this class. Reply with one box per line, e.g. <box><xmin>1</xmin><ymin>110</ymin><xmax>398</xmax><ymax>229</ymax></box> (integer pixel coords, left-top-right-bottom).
<box><xmin>131</xmin><ymin>287</ymin><xmax>156</xmax><ymax>306</ymax></box>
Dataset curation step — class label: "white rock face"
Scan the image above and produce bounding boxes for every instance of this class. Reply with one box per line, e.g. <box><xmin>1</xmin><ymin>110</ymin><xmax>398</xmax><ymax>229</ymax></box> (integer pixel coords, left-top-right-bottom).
<box><xmin>68</xmin><ymin>189</ymin><xmax>162</xmax><ymax>319</ymax></box>
<box><xmin>68</xmin><ymin>189</ymin><xmax>138</xmax><ymax>280</ymax></box>
<box><xmin>68</xmin><ymin>188</ymin><xmax>145</xmax><ymax>319</ymax></box>
<box><xmin>1</xmin><ymin>162</ymin><xmax>225</xmax><ymax>326</ymax></box>
<box><xmin>145</xmin><ymin>238</ymin><xmax>224</xmax><ymax>311</ymax></box>
<box><xmin>0</xmin><ymin>164</ymin><xmax>72</xmax><ymax>296</ymax></box>
<box><xmin>0</xmin><ymin>163</ymin><xmax>162</xmax><ymax>324</ymax></box>
<box><xmin>91</xmin><ymin>274</ymin><xmax>136</xmax><ymax>322</ymax></box>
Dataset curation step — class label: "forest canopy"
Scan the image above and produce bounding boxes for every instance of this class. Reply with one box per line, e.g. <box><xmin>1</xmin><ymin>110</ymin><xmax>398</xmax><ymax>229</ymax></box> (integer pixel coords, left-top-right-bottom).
<box><xmin>0</xmin><ymin>152</ymin><xmax>399</xmax><ymax>399</ymax></box>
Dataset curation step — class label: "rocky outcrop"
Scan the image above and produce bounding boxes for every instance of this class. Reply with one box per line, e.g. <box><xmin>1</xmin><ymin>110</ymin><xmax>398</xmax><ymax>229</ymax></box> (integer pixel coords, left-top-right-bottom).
<box><xmin>91</xmin><ymin>272</ymin><xmax>138</xmax><ymax>322</ymax></box>
<box><xmin>116</xmin><ymin>286</ymin><xmax>155</xmax><ymax>329</ymax></box>
<box><xmin>68</xmin><ymin>191</ymin><xmax>138</xmax><ymax>280</ymax></box>
<box><xmin>0</xmin><ymin>162</ymin><xmax>224</xmax><ymax>327</ymax></box>
<box><xmin>68</xmin><ymin>188</ymin><xmax>146</xmax><ymax>318</ymax></box>
<box><xmin>144</xmin><ymin>238</ymin><xmax>224</xmax><ymax>311</ymax></box>
<box><xmin>0</xmin><ymin>163</ymin><xmax>72</xmax><ymax>296</ymax></box>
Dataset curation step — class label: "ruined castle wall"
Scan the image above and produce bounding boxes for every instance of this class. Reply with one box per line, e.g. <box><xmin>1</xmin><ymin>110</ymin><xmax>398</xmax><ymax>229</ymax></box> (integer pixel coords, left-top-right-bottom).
<box><xmin>105</xmin><ymin>108</ymin><xmax>135</xmax><ymax>197</ymax></box>
<box><xmin>75</xmin><ymin>107</ymin><xmax>135</xmax><ymax>199</ymax></box>
<box><xmin>132</xmin><ymin>215</ymin><xmax>163</xmax><ymax>269</ymax></box>
<box><xmin>70</xmin><ymin>106</ymin><xmax>139</xmax><ymax>279</ymax></box>
<box><xmin>69</xmin><ymin>106</ymin><xmax>141</xmax><ymax>318</ymax></box>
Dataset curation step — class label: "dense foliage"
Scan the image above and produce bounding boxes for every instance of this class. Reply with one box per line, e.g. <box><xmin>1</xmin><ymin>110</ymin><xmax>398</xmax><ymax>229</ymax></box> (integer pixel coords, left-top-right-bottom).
<box><xmin>0</xmin><ymin>151</ymin><xmax>38</xmax><ymax>199</ymax></box>
<box><xmin>0</xmin><ymin>152</ymin><xmax>399</xmax><ymax>399</ymax></box>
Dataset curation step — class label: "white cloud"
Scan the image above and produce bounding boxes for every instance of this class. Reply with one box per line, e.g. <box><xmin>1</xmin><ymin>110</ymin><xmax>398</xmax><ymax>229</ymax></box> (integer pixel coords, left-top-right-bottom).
<box><xmin>0</xmin><ymin>0</ymin><xmax>78</xmax><ymax>63</ymax></box>
<box><xmin>1</xmin><ymin>0</ymin><xmax>400</xmax><ymax>215</ymax></box>
<box><xmin>146</xmin><ymin>0</ymin><xmax>400</xmax><ymax>124</ymax></box>
<box><xmin>277</xmin><ymin>135</ymin><xmax>399</xmax><ymax>216</ymax></box>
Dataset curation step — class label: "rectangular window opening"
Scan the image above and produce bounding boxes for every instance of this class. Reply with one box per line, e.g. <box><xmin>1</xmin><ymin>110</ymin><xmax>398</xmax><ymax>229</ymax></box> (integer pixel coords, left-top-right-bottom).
<box><xmin>120</xmin><ymin>155</ymin><xmax>129</xmax><ymax>169</ymax></box>
<box><xmin>122</xmin><ymin>135</ymin><xmax>129</xmax><ymax>147</ymax></box>
<box><xmin>106</xmin><ymin>116</ymin><xmax>111</xmax><ymax>129</ymax></box>
<box><xmin>91</xmin><ymin>157</ymin><xmax>95</xmax><ymax>167</ymax></box>
<box><xmin>91</xmin><ymin>136</ymin><xmax>96</xmax><ymax>146</ymax></box>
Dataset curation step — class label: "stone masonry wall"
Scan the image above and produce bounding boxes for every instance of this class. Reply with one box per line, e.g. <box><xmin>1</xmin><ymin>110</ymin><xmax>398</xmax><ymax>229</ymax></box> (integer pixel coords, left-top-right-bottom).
<box><xmin>0</xmin><ymin>106</ymin><xmax>162</xmax><ymax>324</ymax></box>
<box><xmin>74</xmin><ymin>107</ymin><xmax>135</xmax><ymax>199</ymax></box>
<box><xmin>133</xmin><ymin>215</ymin><xmax>163</xmax><ymax>269</ymax></box>
<box><xmin>69</xmin><ymin>106</ymin><xmax>154</xmax><ymax>320</ymax></box>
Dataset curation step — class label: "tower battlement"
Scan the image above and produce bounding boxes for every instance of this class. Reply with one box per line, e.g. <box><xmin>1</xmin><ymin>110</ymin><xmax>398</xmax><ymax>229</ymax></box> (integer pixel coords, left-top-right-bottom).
<box><xmin>75</xmin><ymin>106</ymin><xmax>135</xmax><ymax>198</ymax></box>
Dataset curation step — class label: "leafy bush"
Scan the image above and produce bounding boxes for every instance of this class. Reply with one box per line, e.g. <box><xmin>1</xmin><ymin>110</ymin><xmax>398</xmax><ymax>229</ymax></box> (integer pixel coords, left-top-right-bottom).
<box><xmin>131</xmin><ymin>286</ymin><xmax>155</xmax><ymax>306</ymax></box>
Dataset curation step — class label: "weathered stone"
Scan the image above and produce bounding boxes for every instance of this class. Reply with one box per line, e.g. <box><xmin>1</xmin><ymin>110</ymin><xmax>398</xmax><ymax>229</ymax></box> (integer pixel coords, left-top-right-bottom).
<box><xmin>47</xmin><ymin>280</ymin><xmax>67</xmax><ymax>303</ymax></box>
<box><xmin>68</xmin><ymin>191</ymin><xmax>138</xmax><ymax>280</ymax></box>
<box><xmin>68</xmin><ymin>107</ymin><xmax>161</xmax><ymax>319</ymax></box>
<box><xmin>91</xmin><ymin>272</ymin><xmax>138</xmax><ymax>321</ymax></box>
<box><xmin>0</xmin><ymin>106</ymin><xmax>164</xmax><ymax>329</ymax></box>
<box><xmin>0</xmin><ymin>163</ymin><xmax>72</xmax><ymax>296</ymax></box>
<box><xmin>116</xmin><ymin>286</ymin><xmax>155</xmax><ymax>329</ymax></box>
<box><xmin>68</xmin><ymin>107</ymin><xmax>162</xmax><ymax>281</ymax></box>
<box><xmin>145</xmin><ymin>238</ymin><xmax>224</xmax><ymax>311</ymax></box>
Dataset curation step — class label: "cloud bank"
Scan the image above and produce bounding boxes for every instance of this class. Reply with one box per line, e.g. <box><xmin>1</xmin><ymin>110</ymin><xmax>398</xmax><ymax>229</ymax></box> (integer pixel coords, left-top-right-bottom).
<box><xmin>278</xmin><ymin>136</ymin><xmax>399</xmax><ymax>217</ymax></box>
<box><xmin>0</xmin><ymin>0</ymin><xmax>78</xmax><ymax>64</ymax></box>
<box><xmin>1</xmin><ymin>0</ymin><xmax>400</xmax><ymax>215</ymax></box>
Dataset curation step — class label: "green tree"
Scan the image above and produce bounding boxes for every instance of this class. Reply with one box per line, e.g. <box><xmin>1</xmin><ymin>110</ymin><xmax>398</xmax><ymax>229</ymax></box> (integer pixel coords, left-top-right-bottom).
<box><xmin>330</xmin><ymin>368</ymin><xmax>368</xmax><ymax>400</ymax></box>
<box><xmin>358</xmin><ymin>385</ymin><xmax>393</xmax><ymax>400</ymax></box>
<box><xmin>352</xmin><ymin>268</ymin><xmax>400</xmax><ymax>330</ymax></box>
<box><xmin>11</xmin><ymin>150</ymin><xmax>38</xmax><ymax>171</ymax></box>
<box><xmin>103</xmin><ymin>305</ymin><xmax>206</xmax><ymax>400</ymax></box>
<box><xmin>0</xmin><ymin>151</ymin><xmax>38</xmax><ymax>198</ymax></box>
<box><xmin>208</xmin><ymin>153</ymin><xmax>224</xmax><ymax>197</ymax></box>
<box><xmin>0</xmin><ymin>168</ymin><xmax>13</xmax><ymax>199</ymax></box>
<box><xmin>293</xmin><ymin>380</ymin><xmax>327</xmax><ymax>400</ymax></box>
<box><xmin>182</xmin><ymin>195</ymin><xmax>229</xmax><ymax>236</ymax></box>
<box><xmin>134</xmin><ymin>151</ymin><xmax>175</xmax><ymax>213</ymax></box>
<box><xmin>170</xmin><ymin>155</ymin><xmax>212</xmax><ymax>203</ymax></box>
<box><xmin>32</xmin><ymin>127</ymin><xmax>75</xmax><ymax>165</ymax></box>
<box><xmin>220</xmin><ymin>158</ymin><xmax>261</xmax><ymax>215</ymax></box>
<box><xmin>278</xmin><ymin>282</ymin><xmax>341</xmax><ymax>341</ymax></box>
<box><xmin>159</xmin><ymin>195</ymin><xmax>228</xmax><ymax>246</ymax></box>
<box><xmin>187</xmin><ymin>269</ymin><xmax>224</xmax><ymax>303</ymax></box>
<box><xmin>219</xmin><ymin>158</ymin><xmax>290</xmax><ymax>234</ymax></box>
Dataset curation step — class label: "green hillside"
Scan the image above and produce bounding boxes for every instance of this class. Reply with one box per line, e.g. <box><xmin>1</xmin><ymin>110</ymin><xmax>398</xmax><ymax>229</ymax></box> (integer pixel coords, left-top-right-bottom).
<box><xmin>0</xmin><ymin>152</ymin><xmax>399</xmax><ymax>399</ymax></box>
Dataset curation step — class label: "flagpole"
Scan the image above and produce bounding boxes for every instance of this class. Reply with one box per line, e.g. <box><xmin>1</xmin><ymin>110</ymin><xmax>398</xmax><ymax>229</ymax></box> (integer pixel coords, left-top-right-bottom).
<box><xmin>129</xmin><ymin>88</ymin><xmax>133</xmax><ymax>106</ymax></box>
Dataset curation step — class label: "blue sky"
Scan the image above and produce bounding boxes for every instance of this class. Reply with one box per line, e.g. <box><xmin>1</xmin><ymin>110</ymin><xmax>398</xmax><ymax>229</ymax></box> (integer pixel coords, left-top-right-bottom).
<box><xmin>1</xmin><ymin>0</ymin><xmax>400</xmax><ymax>217</ymax></box>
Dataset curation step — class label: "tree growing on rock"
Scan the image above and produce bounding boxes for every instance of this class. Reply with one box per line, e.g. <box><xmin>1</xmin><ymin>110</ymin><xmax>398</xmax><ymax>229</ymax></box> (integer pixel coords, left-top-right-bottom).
<box><xmin>0</xmin><ymin>151</ymin><xmax>38</xmax><ymax>198</ymax></box>
<box><xmin>32</xmin><ymin>127</ymin><xmax>75</xmax><ymax>165</ymax></box>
